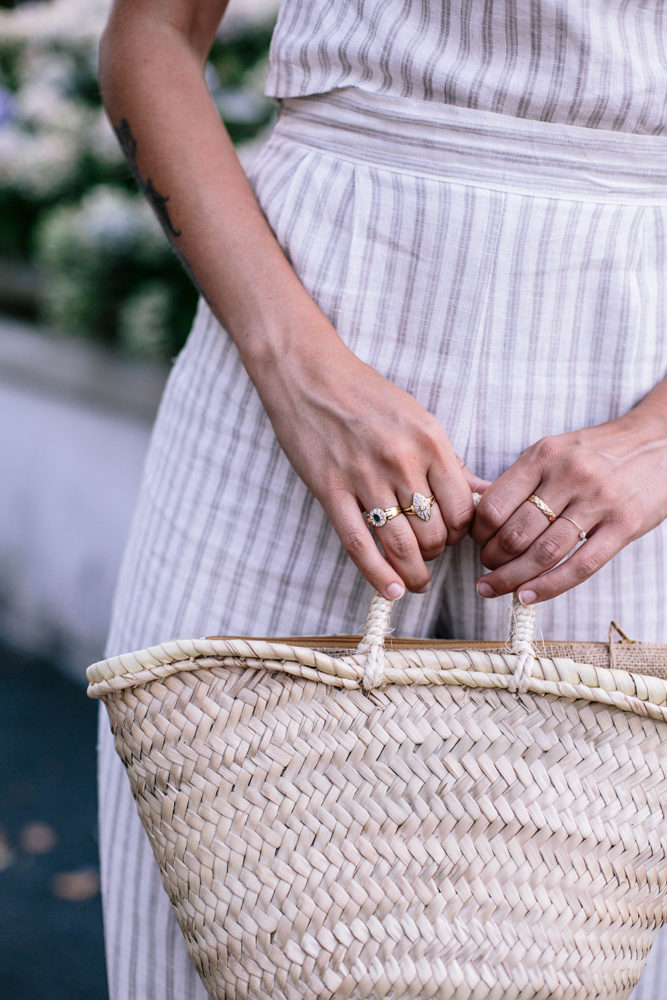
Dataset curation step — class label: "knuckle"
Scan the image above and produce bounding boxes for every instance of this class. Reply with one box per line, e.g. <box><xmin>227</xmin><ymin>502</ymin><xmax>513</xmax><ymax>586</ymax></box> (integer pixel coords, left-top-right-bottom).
<box><xmin>415</xmin><ymin>412</ymin><xmax>441</xmax><ymax>443</ymax></box>
<box><xmin>534</xmin><ymin>436</ymin><xmax>561</xmax><ymax>466</ymax></box>
<box><xmin>576</xmin><ymin>548</ymin><xmax>607</xmax><ymax>580</ymax></box>
<box><xmin>565</xmin><ymin>452</ymin><xmax>596</xmax><ymax>485</ymax></box>
<box><xmin>497</xmin><ymin>526</ymin><xmax>526</xmax><ymax>558</ymax></box>
<box><xmin>477</xmin><ymin>497</ymin><xmax>507</xmax><ymax>532</ymax></box>
<box><xmin>611</xmin><ymin>508</ymin><xmax>641</xmax><ymax>538</ymax></box>
<box><xmin>341</xmin><ymin>527</ymin><xmax>368</xmax><ymax>557</ymax></box>
<box><xmin>388</xmin><ymin>527</ymin><xmax>418</xmax><ymax>560</ymax></box>
<box><xmin>446</xmin><ymin>506</ymin><xmax>473</xmax><ymax>537</ymax></box>
<box><xmin>406</xmin><ymin>571</ymin><xmax>431</xmax><ymax>593</ymax></box>
<box><xmin>421</xmin><ymin>537</ymin><xmax>446</xmax><ymax>561</ymax></box>
<box><xmin>591</xmin><ymin>481</ymin><xmax>620</xmax><ymax>510</ymax></box>
<box><xmin>532</xmin><ymin>533</ymin><xmax>563</xmax><ymax>565</ymax></box>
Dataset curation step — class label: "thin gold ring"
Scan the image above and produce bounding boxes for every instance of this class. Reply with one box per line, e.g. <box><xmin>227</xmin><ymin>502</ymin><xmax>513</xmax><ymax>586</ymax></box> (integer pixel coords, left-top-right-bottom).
<box><xmin>528</xmin><ymin>493</ymin><xmax>557</xmax><ymax>523</ymax></box>
<box><xmin>402</xmin><ymin>492</ymin><xmax>436</xmax><ymax>522</ymax></box>
<box><xmin>366</xmin><ymin>505</ymin><xmax>403</xmax><ymax>528</ymax></box>
<box><xmin>560</xmin><ymin>515</ymin><xmax>587</xmax><ymax>541</ymax></box>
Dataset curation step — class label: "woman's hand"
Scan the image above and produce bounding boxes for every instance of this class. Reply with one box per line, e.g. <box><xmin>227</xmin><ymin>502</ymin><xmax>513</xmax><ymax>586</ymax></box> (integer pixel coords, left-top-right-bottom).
<box><xmin>99</xmin><ymin>0</ymin><xmax>490</xmax><ymax>601</ymax></box>
<box><xmin>254</xmin><ymin>328</ymin><xmax>489</xmax><ymax>601</ymax></box>
<box><xmin>471</xmin><ymin>400</ymin><xmax>667</xmax><ymax>605</ymax></box>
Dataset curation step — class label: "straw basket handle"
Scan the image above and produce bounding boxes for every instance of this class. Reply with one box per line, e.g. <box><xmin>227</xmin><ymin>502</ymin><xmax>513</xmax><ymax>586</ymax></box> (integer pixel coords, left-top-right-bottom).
<box><xmin>357</xmin><ymin>492</ymin><xmax>538</xmax><ymax>692</ymax></box>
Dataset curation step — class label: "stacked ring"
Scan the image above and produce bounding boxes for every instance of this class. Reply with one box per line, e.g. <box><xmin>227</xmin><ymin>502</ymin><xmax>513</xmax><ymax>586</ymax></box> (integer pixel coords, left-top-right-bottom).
<box><xmin>528</xmin><ymin>493</ymin><xmax>557</xmax><ymax>523</ymax></box>
<box><xmin>366</xmin><ymin>505</ymin><xmax>403</xmax><ymax>528</ymax></box>
<box><xmin>366</xmin><ymin>492</ymin><xmax>437</xmax><ymax>527</ymax></box>
<box><xmin>560</xmin><ymin>514</ymin><xmax>587</xmax><ymax>541</ymax></box>
<box><xmin>402</xmin><ymin>492</ymin><xmax>436</xmax><ymax>522</ymax></box>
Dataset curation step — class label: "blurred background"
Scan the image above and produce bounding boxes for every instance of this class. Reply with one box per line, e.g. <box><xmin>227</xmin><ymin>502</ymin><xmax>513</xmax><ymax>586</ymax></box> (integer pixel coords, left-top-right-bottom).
<box><xmin>0</xmin><ymin>1</ymin><xmax>278</xmax><ymax>996</ymax></box>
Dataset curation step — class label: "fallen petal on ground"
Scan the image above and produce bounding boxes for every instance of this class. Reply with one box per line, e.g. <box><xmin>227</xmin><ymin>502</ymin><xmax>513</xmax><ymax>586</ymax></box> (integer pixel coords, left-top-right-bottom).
<box><xmin>20</xmin><ymin>821</ymin><xmax>58</xmax><ymax>854</ymax></box>
<box><xmin>51</xmin><ymin>867</ymin><xmax>100</xmax><ymax>901</ymax></box>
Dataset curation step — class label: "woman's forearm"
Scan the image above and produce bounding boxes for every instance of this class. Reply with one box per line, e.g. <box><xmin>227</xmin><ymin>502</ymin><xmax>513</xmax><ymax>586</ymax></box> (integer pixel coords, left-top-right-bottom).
<box><xmin>99</xmin><ymin>1</ymin><xmax>488</xmax><ymax>602</ymax></box>
<box><xmin>99</xmin><ymin>0</ymin><xmax>341</xmax><ymax>384</ymax></box>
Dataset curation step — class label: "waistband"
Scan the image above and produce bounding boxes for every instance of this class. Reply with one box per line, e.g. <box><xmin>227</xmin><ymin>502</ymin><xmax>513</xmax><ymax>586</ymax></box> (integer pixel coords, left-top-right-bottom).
<box><xmin>273</xmin><ymin>88</ymin><xmax>667</xmax><ymax>202</ymax></box>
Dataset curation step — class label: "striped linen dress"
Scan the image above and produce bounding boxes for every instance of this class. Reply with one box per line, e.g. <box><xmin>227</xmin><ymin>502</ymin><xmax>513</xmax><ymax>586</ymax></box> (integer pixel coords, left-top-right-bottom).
<box><xmin>98</xmin><ymin>2</ymin><xmax>667</xmax><ymax>997</ymax></box>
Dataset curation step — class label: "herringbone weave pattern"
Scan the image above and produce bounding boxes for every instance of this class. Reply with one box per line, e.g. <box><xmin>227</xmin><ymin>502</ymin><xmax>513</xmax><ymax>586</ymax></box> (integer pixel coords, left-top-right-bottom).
<box><xmin>88</xmin><ymin>634</ymin><xmax>667</xmax><ymax>1000</ymax></box>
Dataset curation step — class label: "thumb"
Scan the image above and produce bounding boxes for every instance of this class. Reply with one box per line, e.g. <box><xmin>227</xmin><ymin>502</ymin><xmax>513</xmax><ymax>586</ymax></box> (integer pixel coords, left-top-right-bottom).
<box><xmin>457</xmin><ymin>457</ymin><xmax>491</xmax><ymax>496</ymax></box>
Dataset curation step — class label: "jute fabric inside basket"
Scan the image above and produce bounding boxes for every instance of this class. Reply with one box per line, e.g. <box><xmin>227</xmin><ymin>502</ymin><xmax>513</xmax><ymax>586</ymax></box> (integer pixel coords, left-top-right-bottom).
<box><xmin>88</xmin><ymin>598</ymin><xmax>667</xmax><ymax>1000</ymax></box>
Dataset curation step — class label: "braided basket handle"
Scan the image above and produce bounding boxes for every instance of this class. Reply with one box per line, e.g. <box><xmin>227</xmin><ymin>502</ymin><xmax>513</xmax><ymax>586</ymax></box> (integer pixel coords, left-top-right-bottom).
<box><xmin>357</xmin><ymin>491</ymin><xmax>538</xmax><ymax>691</ymax></box>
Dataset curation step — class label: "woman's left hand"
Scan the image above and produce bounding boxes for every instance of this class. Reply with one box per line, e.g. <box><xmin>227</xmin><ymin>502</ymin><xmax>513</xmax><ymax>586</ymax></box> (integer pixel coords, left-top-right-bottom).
<box><xmin>471</xmin><ymin>403</ymin><xmax>667</xmax><ymax>605</ymax></box>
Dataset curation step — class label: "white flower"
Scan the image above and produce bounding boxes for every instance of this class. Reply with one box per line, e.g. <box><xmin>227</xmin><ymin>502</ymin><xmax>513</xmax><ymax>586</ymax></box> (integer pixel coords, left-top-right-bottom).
<box><xmin>87</xmin><ymin>109</ymin><xmax>124</xmax><ymax>167</ymax></box>
<box><xmin>0</xmin><ymin>0</ymin><xmax>279</xmax><ymax>45</ymax></box>
<box><xmin>0</xmin><ymin>0</ymin><xmax>109</xmax><ymax>46</ymax></box>
<box><xmin>73</xmin><ymin>186</ymin><xmax>162</xmax><ymax>254</ymax></box>
<box><xmin>218</xmin><ymin>0</ymin><xmax>279</xmax><ymax>37</ymax></box>
<box><xmin>0</xmin><ymin>124</ymin><xmax>78</xmax><ymax>196</ymax></box>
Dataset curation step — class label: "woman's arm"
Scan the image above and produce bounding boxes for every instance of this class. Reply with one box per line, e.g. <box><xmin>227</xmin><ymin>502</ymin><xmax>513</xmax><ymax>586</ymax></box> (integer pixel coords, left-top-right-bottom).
<box><xmin>471</xmin><ymin>380</ymin><xmax>667</xmax><ymax>604</ymax></box>
<box><xmin>100</xmin><ymin>0</ymin><xmax>487</xmax><ymax>601</ymax></box>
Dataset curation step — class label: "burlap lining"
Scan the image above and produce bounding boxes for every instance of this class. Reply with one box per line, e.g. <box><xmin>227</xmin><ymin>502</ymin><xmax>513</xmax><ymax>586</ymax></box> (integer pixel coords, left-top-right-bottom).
<box><xmin>251</xmin><ymin>623</ymin><xmax>667</xmax><ymax>681</ymax></box>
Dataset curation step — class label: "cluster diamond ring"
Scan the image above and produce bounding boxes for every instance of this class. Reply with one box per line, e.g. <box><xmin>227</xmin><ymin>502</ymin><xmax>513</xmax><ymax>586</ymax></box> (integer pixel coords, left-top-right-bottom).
<box><xmin>366</xmin><ymin>505</ymin><xmax>403</xmax><ymax>528</ymax></box>
<box><xmin>402</xmin><ymin>492</ymin><xmax>436</xmax><ymax>522</ymax></box>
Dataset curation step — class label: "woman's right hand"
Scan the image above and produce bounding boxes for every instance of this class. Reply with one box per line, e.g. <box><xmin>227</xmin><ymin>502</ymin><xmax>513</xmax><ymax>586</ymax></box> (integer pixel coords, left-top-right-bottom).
<box><xmin>253</xmin><ymin>326</ymin><xmax>489</xmax><ymax>601</ymax></box>
<box><xmin>98</xmin><ymin>0</ymin><xmax>486</xmax><ymax>599</ymax></box>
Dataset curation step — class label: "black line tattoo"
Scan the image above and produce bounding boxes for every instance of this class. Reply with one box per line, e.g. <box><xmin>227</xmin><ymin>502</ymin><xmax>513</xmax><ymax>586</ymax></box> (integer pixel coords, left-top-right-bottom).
<box><xmin>113</xmin><ymin>117</ymin><xmax>211</xmax><ymax>304</ymax></box>
<box><xmin>114</xmin><ymin>118</ymin><xmax>181</xmax><ymax>238</ymax></box>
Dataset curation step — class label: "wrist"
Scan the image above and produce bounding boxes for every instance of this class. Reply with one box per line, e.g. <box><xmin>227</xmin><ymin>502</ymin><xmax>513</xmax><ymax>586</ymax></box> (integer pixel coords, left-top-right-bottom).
<box><xmin>624</xmin><ymin>394</ymin><xmax>667</xmax><ymax>441</ymax></box>
<box><xmin>236</xmin><ymin>298</ymin><xmax>353</xmax><ymax>392</ymax></box>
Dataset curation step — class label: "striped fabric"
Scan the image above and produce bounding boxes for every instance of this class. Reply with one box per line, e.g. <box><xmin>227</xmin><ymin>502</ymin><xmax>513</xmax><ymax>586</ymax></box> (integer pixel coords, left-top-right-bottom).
<box><xmin>266</xmin><ymin>0</ymin><xmax>667</xmax><ymax>135</ymax></box>
<box><xmin>98</xmin><ymin>86</ymin><xmax>667</xmax><ymax>999</ymax></box>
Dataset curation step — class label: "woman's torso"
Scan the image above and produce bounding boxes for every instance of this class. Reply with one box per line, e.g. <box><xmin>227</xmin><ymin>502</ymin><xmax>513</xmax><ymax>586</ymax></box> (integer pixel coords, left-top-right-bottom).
<box><xmin>266</xmin><ymin>0</ymin><xmax>667</xmax><ymax>134</ymax></box>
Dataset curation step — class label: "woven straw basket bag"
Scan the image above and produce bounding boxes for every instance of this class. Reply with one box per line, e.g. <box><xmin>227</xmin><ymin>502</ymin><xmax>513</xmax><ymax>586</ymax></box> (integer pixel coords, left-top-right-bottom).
<box><xmin>87</xmin><ymin>592</ymin><xmax>667</xmax><ymax>1000</ymax></box>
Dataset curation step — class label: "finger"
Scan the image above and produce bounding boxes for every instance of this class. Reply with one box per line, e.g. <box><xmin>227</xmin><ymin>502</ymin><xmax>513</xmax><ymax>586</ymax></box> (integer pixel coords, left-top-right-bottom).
<box><xmin>326</xmin><ymin>496</ymin><xmax>406</xmax><ymax>601</ymax></box>
<box><xmin>476</xmin><ymin>514</ymin><xmax>591</xmax><ymax>598</ymax></box>
<box><xmin>396</xmin><ymin>483</ymin><xmax>448</xmax><ymax>562</ymax></box>
<box><xmin>360</xmin><ymin>492</ymin><xmax>432</xmax><ymax>593</ymax></box>
<box><xmin>513</xmin><ymin>525</ymin><xmax>618</xmax><ymax>605</ymax></box>
<box><xmin>480</xmin><ymin>490</ymin><xmax>567</xmax><ymax>570</ymax></box>
<box><xmin>471</xmin><ymin>456</ymin><xmax>542</xmax><ymax>547</ymax></box>
<box><xmin>460</xmin><ymin>462</ymin><xmax>492</xmax><ymax>496</ymax></box>
<box><xmin>428</xmin><ymin>461</ymin><xmax>476</xmax><ymax>547</ymax></box>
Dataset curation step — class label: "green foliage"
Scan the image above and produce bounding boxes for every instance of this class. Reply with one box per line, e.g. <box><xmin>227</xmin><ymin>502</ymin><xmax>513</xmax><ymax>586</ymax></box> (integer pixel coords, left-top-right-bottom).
<box><xmin>0</xmin><ymin>0</ymin><xmax>276</xmax><ymax>359</ymax></box>
<box><xmin>35</xmin><ymin>186</ymin><xmax>196</xmax><ymax>355</ymax></box>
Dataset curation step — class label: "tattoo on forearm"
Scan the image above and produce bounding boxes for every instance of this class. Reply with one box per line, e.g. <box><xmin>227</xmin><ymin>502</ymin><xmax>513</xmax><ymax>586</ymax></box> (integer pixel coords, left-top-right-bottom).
<box><xmin>113</xmin><ymin>117</ymin><xmax>211</xmax><ymax>303</ymax></box>
<box><xmin>114</xmin><ymin>118</ymin><xmax>182</xmax><ymax>238</ymax></box>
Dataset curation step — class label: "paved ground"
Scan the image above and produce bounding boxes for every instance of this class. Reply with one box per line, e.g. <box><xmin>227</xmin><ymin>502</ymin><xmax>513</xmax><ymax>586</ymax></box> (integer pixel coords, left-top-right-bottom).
<box><xmin>0</xmin><ymin>643</ymin><xmax>108</xmax><ymax>1000</ymax></box>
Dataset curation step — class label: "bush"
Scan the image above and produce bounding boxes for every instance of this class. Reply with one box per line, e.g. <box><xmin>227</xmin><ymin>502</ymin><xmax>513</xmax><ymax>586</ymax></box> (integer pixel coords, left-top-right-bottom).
<box><xmin>0</xmin><ymin>0</ymin><xmax>278</xmax><ymax>358</ymax></box>
<box><xmin>35</xmin><ymin>185</ymin><xmax>195</xmax><ymax>355</ymax></box>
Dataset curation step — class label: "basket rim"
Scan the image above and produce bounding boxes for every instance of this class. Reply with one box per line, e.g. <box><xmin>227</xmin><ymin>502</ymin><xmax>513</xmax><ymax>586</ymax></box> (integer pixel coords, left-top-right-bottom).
<box><xmin>86</xmin><ymin>634</ymin><xmax>667</xmax><ymax>722</ymax></box>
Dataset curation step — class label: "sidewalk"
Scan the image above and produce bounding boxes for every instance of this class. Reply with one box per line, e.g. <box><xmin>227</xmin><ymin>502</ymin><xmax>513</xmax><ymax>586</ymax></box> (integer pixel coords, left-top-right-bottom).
<box><xmin>0</xmin><ymin>644</ymin><xmax>107</xmax><ymax>1000</ymax></box>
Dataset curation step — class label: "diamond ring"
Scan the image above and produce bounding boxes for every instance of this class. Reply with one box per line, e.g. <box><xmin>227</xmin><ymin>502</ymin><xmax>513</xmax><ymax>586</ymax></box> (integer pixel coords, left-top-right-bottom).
<box><xmin>366</xmin><ymin>505</ymin><xmax>404</xmax><ymax>528</ymax></box>
<box><xmin>402</xmin><ymin>492</ymin><xmax>436</xmax><ymax>522</ymax></box>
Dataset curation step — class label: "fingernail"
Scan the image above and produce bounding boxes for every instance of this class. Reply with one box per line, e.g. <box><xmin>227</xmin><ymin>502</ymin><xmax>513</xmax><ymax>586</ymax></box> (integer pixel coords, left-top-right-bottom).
<box><xmin>387</xmin><ymin>582</ymin><xmax>405</xmax><ymax>600</ymax></box>
<box><xmin>518</xmin><ymin>589</ymin><xmax>537</xmax><ymax>605</ymax></box>
<box><xmin>476</xmin><ymin>580</ymin><xmax>497</xmax><ymax>599</ymax></box>
<box><xmin>416</xmin><ymin>581</ymin><xmax>431</xmax><ymax>594</ymax></box>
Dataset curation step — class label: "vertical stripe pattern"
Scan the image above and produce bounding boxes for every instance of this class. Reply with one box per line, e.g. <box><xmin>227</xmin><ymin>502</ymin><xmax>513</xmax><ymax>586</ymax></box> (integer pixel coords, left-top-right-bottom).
<box><xmin>265</xmin><ymin>0</ymin><xmax>667</xmax><ymax>135</ymax></box>
<box><xmin>98</xmin><ymin>89</ymin><xmax>667</xmax><ymax>999</ymax></box>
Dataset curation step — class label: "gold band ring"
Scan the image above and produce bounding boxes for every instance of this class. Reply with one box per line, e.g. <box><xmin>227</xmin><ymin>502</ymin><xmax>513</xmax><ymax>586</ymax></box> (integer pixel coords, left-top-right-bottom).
<box><xmin>402</xmin><ymin>492</ymin><xmax>436</xmax><ymax>522</ymax></box>
<box><xmin>366</xmin><ymin>505</ymin><xmax>404</xmax><ymax>528</ymax></box>
<box><xmin>560</xmin><ymin>515</ymin><xmax>587</xmax><ymax>541</ymax></box>
<box><xmin>528</xmin><ymin>494</ymin><xmax>557</xmax><ymax>523</ymax></box>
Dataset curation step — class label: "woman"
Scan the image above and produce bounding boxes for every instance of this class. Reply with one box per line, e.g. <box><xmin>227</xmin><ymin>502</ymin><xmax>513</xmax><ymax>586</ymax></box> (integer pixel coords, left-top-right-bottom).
<box><xmin>97</xmin><ymin>0</ymin><xmax>667</xmax><ymax>996</ymax></box>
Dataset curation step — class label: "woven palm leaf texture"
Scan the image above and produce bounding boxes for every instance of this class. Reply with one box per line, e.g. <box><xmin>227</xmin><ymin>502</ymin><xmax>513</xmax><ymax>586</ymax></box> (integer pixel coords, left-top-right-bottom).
<box><xmin>87</xmin><ymin>594</ymin><xmax>667</xmax><ymax>1000</ymax></box>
